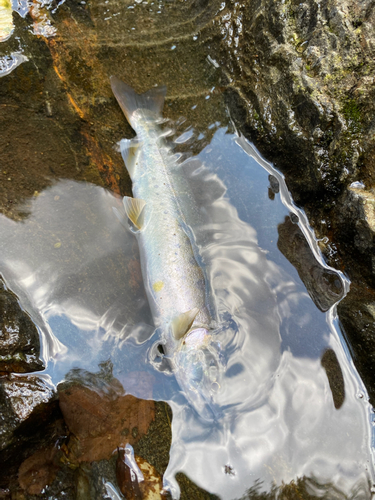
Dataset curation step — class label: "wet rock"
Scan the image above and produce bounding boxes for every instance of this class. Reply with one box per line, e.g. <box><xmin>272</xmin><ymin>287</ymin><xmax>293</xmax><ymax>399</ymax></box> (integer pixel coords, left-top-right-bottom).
<box><xmin>321</xmin><ymin>348</ymin><xmax>345</xmax><ymax>409</ymax></box>
<box><xmin>134</xmin><ymin>402</ymin><xmax>172</xmax><ymax>481</ymax></box>
<box><xmin>116</xmin><ymin>447</ymin><xmax>138</xmax><ymax>498</ymax></box>
<box><xmin>18</xmin><ymin>446</ymin><xmax>59</xmax><ymax>495</ymax></box>
<box><xmin>0</xmin><ymin>279</ymin><xmax>43</xmax><ymax>373</ymax></box>
<box><xmin>214</xmin><ymin>0</ymin><xmax>375</xmax><ymax>285</ymax></box>
<box><xmin>0</xmin><ymin>375</ymin><xmax>56</xmax><ymax>452</ymax></box>
<box><xmin>334</xmin><ymin>186</ymin><xmax>375</xmax><ymax>282</ymax></box>
<box><xmin>277</xmin><ymin>216</ymin><xmax>344</xmax><ymax>311</ymax></box>
<box><xmin>176</xmin><ymin>473</ymin><xmax>220</xmax><ymax>500</ymax></box>
<box><xmin>135</xmin><ymin>456</ymin><xmax>164</xmax><ymax>500</ymax></box>
<box><xmin>0</xmin><ymin>375</ymin><xmax>62</xmax><ymax>492</ymax></box>
<box><xmin>337</xmin><ymin>284</ymin><xmax>375</xmax><ymax>404</ymax></box>
<box><xmin>211</xmin><ymin>0</ymin><xmax>375</xmax><ymax>408</ymax></box>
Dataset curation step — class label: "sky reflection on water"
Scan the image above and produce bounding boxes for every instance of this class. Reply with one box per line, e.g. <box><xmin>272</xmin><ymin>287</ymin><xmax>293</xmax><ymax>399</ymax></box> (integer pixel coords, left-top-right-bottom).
<box><xmin>0</xmin><ymin>128</ymin><xmax>373</xmax><ymax>499</ymax></box>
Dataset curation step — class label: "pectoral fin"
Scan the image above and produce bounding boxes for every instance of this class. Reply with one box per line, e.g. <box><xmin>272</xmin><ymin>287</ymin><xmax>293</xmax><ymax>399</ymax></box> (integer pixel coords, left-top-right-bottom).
<box><xmin>123</xmin><ymin>196</ymin><xmax>146</xmax><ymax>230</ymax></box>
<box><xmin>172</xmin><ymin>308</ymin><xmax>199</xmax><ymax>340</ymax></box>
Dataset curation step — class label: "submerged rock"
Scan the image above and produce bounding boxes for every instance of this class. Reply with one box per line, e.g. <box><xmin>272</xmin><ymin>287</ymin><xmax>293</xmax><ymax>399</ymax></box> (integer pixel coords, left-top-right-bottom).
<box><xmin>58</xmin><ymin>364</ymin><xmax>155</xmax><ymax>464</ymax></box>
<box><xmin>277</xmin><ymin>215</ymin><xmax>344</xmax><ymax>312</ymax></box>
<box><xmin>59</xmin><ymin>384</ymin><xmax>155</xmax><ymax>464</ymax></box>
<box><xmin>320</xmin><ymin>348</ymin><xmax>345</xmax><ymax>410</ymax></box>
<box><xmin>18</xmin><ymin>446</ymin><xmax>59</xmax><ymax>495</ymax></box>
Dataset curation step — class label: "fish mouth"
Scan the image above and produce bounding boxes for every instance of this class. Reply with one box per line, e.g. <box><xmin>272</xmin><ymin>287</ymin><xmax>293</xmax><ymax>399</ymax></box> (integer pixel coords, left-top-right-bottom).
<box><xmin>174</xmin><ymin>328</ymin><xmax>223</xmax><ymax>420</ymax></box>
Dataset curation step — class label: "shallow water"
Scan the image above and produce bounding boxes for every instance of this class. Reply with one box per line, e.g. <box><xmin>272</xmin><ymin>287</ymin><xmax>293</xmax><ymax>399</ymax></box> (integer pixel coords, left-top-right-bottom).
<box><xmin>1</xmin><ymin>0</ymin><xmax>375</xmax><ymax>497</ymax></box>
<box><xmin>0</xmin><ymin>124</ymin><xmax>374</xmax><ymax>498</ymax></box>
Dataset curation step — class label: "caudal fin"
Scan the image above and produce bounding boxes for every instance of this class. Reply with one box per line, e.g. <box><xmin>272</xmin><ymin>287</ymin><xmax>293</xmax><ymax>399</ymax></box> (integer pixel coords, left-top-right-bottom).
<box><xmin>110</xmin><ymin>76</ymin><xmax>166</xmax><ymax>128</ymax></box>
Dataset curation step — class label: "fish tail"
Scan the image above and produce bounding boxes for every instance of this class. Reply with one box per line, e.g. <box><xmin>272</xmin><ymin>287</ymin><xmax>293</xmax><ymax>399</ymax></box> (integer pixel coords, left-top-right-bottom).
<box><xmin>110</xmin><ymin>76</ymin><xmax>166</xmax><ymax>128</ymax></box>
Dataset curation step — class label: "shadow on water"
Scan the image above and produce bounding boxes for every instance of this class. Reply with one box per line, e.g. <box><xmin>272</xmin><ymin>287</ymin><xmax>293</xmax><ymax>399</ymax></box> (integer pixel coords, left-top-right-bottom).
<box><xmin>0</xmin><ymin>0</ymin><xmax>374</xmax><ymax>498</ymax></box>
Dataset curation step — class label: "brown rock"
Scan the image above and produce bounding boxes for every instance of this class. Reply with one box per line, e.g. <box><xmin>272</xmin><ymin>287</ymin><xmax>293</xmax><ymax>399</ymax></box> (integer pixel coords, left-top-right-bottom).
<box><xmin>18</xmin><ymin>447</ymin><xmax>58</xmax><ymax>495</ymax></box>
<box><xmin>59</xmin><ymin>378</ymin><xmax>155</xmax><ymax>463</ymax></box>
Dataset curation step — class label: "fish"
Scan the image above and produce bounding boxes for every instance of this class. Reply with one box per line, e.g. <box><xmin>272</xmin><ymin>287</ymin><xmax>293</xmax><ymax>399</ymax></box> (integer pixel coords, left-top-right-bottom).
<box><xmin>110</xmin><ymin>76</ymin><xmax>221</xmax><ymax>420</ymax></box>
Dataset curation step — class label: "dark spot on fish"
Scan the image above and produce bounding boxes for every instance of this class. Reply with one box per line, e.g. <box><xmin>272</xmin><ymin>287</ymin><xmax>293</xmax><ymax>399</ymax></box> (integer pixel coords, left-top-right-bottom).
<box><xmin>157</xmin><ymin>344</ymin><xmax>165</xmax><ymax>355</ymax></box>
<box><xmin>121</xmin><ymin>428</ymin><xmax>130</xmax><ymax>436</ymax></box>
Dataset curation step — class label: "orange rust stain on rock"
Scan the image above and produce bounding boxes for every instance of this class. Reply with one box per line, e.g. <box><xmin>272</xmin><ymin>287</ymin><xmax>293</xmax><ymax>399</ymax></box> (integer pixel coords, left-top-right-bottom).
<box><xmin>36</xmin><ymin>16</ymin><xmax>122</xmax><ymax>193</ymax></box>
<box><xmin>81</xmin><ymin>129</ymin><xmax>120</xmax><ymax>193</ymax></box>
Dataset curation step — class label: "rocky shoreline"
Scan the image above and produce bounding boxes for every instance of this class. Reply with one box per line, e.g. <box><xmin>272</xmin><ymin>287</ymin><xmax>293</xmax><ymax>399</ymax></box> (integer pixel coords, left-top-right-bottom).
<box><xmin>212</xmin><ymin>0</ymin><xmax>375</xmax><ymax>404</ymax></box>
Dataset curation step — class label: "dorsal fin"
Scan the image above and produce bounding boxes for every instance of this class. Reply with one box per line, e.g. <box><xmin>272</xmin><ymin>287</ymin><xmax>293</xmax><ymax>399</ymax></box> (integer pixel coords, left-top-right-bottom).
<box><xmin>171</xmin><ymin>308</ymin><xmax>199</xmax><ymax>341</ymax></box>
<box><xmin>122</xmin><ymin>196</ymin><xmax>146</xmax><ymax>231</ymax></box>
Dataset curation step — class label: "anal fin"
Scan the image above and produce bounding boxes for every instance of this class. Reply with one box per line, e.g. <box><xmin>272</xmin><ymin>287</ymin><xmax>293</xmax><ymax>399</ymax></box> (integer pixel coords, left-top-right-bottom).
<box><xmin>172</xmin><ymin>308</ymin><xmax>199</xmax><ymax>341</ymax></box>
<box><xmin>123</xmin><ymin>196</ymin><xmax>146</xmax><ymax>230</ymax></box>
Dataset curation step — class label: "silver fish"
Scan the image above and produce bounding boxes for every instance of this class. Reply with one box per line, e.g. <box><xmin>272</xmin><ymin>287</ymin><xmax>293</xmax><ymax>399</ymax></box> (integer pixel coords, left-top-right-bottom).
<box><xmin>111</xmin><ymin>76</ymin><xmax>221</xmax><ymax>420</ymax></box>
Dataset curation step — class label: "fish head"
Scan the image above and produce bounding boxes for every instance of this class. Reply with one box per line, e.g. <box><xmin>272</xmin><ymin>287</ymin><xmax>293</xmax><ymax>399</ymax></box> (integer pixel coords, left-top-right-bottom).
<box><xmin>173</xmin><ymin>327</ymin><xmax>222</xmax><ymax>421</ymax></box>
